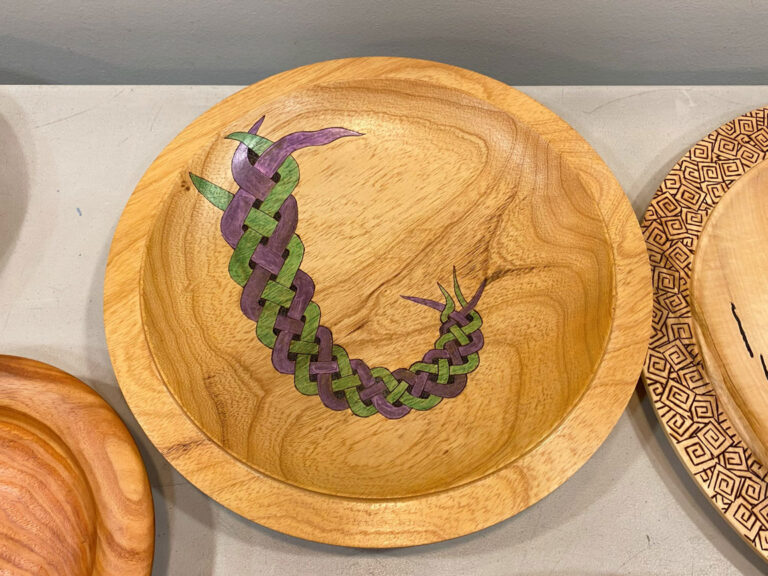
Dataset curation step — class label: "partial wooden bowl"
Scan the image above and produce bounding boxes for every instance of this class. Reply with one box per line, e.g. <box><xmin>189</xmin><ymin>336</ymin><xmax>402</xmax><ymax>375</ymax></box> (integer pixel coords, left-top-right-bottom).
<box><xmin>105</xmin><ymin>57</ymin><xmax>651</xmax><ymax>546</ymax></box>
<box><xmin>0</xmin><ymin>355</ymin><xmax>153</xmax><ymax>575</ymax></box>
<box><xmin>643</xmin><ymin>106</ymin><xmax>768</xmax><ymax>561</ymax></box>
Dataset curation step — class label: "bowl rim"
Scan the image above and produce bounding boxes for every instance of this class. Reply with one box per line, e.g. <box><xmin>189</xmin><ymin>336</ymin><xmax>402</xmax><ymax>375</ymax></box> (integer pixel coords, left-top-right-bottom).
<box><xmin>104</xmin><ymin>56</ymin><xmax>652</xmax><ymax>547</ymax></box>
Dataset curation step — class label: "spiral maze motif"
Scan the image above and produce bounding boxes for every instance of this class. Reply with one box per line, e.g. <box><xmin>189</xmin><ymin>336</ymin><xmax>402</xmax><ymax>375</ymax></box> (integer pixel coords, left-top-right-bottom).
<box><xmin>190</xmin><ymin>117</ymin><xmax>485</xmax><ymax>418</ymax></box>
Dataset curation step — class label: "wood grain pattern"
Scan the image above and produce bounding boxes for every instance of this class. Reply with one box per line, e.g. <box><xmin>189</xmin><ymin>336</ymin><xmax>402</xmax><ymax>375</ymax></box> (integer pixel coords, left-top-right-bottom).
<box><xmin>694</xmin><ymin>163</ymin><xmax>768</xmax><ymax>468</ymax></box>
<box><xmin>0</xmin><ymin>356</ymin><xmax>154</xmax><ymax>575</ymax></box>
<box><xmin>105</xmin><ymin>57</ymin><xmax>651</xmax><ymax>546</ymax></box>
<box><xmin>643</xmin><ymin>106</ymin><xmax>768</xmax><ymax>562</ymax></box>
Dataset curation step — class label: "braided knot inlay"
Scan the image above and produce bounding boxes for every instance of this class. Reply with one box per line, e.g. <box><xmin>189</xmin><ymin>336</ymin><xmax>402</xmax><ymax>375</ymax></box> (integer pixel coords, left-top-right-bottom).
<box><xmin>190</xmin><ymin>117</ymin><xmax>486</xmax><ymax>419</ymax></box>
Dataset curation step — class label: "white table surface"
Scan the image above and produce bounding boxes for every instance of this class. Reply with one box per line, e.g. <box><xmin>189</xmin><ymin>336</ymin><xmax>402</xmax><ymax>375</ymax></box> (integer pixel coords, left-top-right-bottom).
<box><xmin>2</xmin><ymin>85</ymin><xmax>768</xmax><ymax>575</ymax></box>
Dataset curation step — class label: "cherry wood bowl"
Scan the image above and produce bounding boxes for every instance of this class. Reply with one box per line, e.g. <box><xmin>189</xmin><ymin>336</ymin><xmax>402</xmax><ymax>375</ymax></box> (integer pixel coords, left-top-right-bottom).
<box><xmin>105</xmin><ymin>57</ymin><xmax>651</xmax><ymax>547</ymax></box>
<box><xmin>643</xmin><ymin>106</ymin><xmax>768</xmax><ymax>562</ymax></box>
<box><xmin>0</xmin><ymin>355</ymin><xmax>153</xmax><ymax>575</ymax></box>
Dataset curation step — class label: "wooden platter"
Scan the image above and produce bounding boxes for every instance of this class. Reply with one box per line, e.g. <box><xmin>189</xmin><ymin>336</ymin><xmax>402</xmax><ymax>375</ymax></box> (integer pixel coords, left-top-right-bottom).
<box><xmin>0</xmin><ymin>355</ymin><xmax>153</xmax><ymax>575</ymax></box>
<box><xmin>105</xmin><ymin>57</ymin><xmax>651</xmax><ymax>546</ymax></box>
<box><xmin>643</xmin><ymin>106</ymin><xmax>768</xmax><ymax>561</ymax></box>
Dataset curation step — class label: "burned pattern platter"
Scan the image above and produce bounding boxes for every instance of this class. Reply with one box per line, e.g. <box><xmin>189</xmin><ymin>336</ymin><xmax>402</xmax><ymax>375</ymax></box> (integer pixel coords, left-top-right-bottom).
<box><xmin>643</xmin><ymin>106</ymin><xmax>768</xmax><ymax>561</ymax></box>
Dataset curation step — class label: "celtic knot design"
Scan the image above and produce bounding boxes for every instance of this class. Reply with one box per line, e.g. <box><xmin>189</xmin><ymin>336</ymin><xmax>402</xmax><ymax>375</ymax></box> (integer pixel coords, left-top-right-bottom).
<box><xmin>190</xmin><ymin>117</ymin><xmax>485</xmax><ymax>419</ymax></box>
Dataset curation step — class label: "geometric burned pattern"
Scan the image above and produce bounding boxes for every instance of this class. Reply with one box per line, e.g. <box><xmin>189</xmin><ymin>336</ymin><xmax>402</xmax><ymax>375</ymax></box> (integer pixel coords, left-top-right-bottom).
<box><xmin>642</xmin><ymin>106</ymin><xmax>768</xmax><ymax>558</ymax></box>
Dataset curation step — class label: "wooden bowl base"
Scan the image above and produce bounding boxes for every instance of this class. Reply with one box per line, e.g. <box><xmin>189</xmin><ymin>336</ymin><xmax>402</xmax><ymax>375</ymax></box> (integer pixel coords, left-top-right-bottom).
<box><xmin>106</xmin><ymin>57</ymin><xmax>651</xmax><ymax>546</ymax></box>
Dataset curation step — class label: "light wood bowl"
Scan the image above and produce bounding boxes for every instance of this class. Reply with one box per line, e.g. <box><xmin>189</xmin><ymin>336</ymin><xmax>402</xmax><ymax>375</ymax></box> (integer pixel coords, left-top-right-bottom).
<box><xmin>643</xmin><ymin>106</ymin><xmax>768</xmax><ymax>562</ymax></box>
<box><xmin>0</xmin><ymin>355</ymin><xmax>153</xmax><ymax>575</ymax></box>
<box><xmin>105</xmin><ymin>57</ymin><xmax>651</xmax><ymax>546</ymax></box>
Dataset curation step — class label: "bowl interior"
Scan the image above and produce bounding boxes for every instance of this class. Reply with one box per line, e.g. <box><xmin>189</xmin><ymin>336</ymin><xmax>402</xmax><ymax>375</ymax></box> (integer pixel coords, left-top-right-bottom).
<box><xmin>693</xmin><ymin>159</ymin><xmax>768</xmax><ymax>466</ymax></box>
<box><xmin>140</xmin><ymin>78</ymin><xmax>615</xmax><ymax>499</ymax></box>
<box><xmin>0</xmin><ymin>406</ymin><xmax>96</xmax><ymax>574</ymax></box>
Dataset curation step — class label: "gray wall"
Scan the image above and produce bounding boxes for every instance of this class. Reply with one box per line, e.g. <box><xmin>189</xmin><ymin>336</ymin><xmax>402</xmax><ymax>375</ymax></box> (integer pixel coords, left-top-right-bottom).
<box><xmin>3</xmin><ymin>0</ymin><xmax>768</xmax><ymax>85</ymax></box>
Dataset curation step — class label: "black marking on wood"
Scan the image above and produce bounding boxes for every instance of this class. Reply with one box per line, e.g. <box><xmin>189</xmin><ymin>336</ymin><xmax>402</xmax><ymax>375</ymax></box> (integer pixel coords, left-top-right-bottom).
<box><xmin>731</xmin><ymin>302</ymin><xmax>754</xmax><ymax>358</ymax></box>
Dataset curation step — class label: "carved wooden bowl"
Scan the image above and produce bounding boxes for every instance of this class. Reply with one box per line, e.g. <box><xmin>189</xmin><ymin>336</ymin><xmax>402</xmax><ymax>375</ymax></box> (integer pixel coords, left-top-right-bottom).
<box><xmin>105</xmin><ymin>57</ymin><xmax>651</xmax><ymax>546</ymax></box>
<box><xmin>0</xmin><ymin>355</ymin><xmax>153</xmax><ymax>575</ymax></box>
<box><xmin>643</xmin><ymin>106</ymin><xmax>768</xmax><ymax>561</ymax></box>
